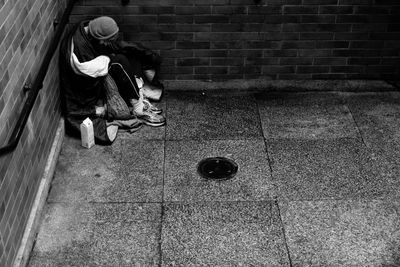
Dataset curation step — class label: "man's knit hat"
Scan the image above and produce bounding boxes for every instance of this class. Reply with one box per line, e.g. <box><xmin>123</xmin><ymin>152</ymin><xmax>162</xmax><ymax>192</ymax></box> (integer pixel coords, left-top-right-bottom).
<box><xmin>88</xmin><ymin>16</ymin><xmax>119</xmax><ymax>40</ymax></box>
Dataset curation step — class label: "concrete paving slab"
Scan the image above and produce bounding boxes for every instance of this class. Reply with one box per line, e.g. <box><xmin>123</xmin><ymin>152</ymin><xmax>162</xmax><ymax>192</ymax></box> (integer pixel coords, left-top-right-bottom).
<box><xmin>48</xmin><ymin>137</ymin><xmax>123</xmax><ymax>202</ymax></box>
<box><xmin>345</xmin><ymin>92</ymin><xmax>400</xmax><ymax>188</ymax></box>
<box><xmin>345</xmin><ymin>91</ymin><xmax>400</xmax><ymax>155</ymax></box>
<box><xmin>257</xmin><ymin>92</ymin><xmax>360</xmax><ymax>140</ymax></box>
<box><xmin>268</xmin><ymin>138</ymin><xmax>395</xmax><ymax>201</ymax></box>
<box><xmin>48</xmin><ymin>137</ymin><xmax>164</xmax><ymax>203</ymax></box>
<box><xmin>161</xmin><ymin>201</ymin><xmax>290</xmax><ymax>266</ymax></box>
<box><xmin>165</xmin><ymin>91</ymin><xmax>262</xmax><ymax>140</ymax></box>
<box><xmin>279</xmin><ymin>199</ymin><xmax>400</xmax><ymax>266</ymax></box>
<box><xmin>164</xmin><ymin>139</ymin><xmax>273</xmax><ymax>202</ymax></box>
<box><xmin>28</xmin><ymin>203</ymin><xmax>161</xmax><ymax>266</ymax></box>
<box><xmin>57</xmin><ymin>134</ymin><xmax>124</xmax><ymax>164</ymax></box>
<box><xmin>117</xmin><ymin>123</ymin><xmax>165</xmax><ymax>140</ymax></box>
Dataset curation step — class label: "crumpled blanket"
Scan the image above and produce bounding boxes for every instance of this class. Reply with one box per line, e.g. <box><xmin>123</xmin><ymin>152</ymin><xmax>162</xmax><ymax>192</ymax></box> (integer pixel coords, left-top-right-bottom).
<box><xmin>107</xmin><ymin>119</ymin><xmax>143</xmax><ymax>133</ymax></box>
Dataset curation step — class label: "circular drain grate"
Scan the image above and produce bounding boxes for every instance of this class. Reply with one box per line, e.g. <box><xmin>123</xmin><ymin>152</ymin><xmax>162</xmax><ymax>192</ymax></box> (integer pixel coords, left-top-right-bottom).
<box><xmin>197</xmin><ymin>157</ymin><xmax>238</xmax><ymax>181</ymax></box>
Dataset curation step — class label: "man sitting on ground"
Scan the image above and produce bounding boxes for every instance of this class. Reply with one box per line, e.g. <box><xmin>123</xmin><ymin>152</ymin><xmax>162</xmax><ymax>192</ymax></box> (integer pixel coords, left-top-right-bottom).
<box><xmin>59</xmin><ymin>16</ymin><xmax>165</xmax><ymax>144</ymax></box>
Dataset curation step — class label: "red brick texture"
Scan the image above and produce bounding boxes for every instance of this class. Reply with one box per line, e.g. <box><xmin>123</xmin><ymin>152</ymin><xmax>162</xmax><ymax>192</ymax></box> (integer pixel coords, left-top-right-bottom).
<box><xmin>0</xmin><ymin>0</ymin><xmax>67</xmax><ymax>265</ymax></box>
<box><xmin>70</xmin><ymin>0</ymin><xmax>400</xmax><ymax>81</ymax></box>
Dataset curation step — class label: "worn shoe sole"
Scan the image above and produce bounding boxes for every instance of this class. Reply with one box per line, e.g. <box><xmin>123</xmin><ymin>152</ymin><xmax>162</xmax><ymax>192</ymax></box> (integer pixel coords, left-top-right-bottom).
<box><xmin>139</xmin><ymin>119</ymin><xmax>166</xmax><ymax>127</ymax></box>
<box><xmin>151</xmin><ymin>108</ymin><xmax>163</xmax><ymax>115</ymax></box>
<box><xmin>136</xmin><ymin>114</ymin><xmax>166</xmax><ymax>127</ymax></box>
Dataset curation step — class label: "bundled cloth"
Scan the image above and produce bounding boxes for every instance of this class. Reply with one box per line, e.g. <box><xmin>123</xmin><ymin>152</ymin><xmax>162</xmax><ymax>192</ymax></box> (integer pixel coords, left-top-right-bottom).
<box><xmin>107</xmin><ymin>119</ymin><xmax>142</xmax><ymax>133</ymax></box>
<box><xmin>103</xmin><ymin>74</ymin><xmax>131</xmax><ymax>120</ymax></box>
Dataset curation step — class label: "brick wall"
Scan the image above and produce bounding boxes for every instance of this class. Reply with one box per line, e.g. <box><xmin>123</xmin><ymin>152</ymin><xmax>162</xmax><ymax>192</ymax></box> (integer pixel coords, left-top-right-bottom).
<box><xmin>70</xmin><ymin>0</ymin><xmax>400</xmax><ymax>81</ymax></box>
<box><xmin>0</xmin><ymin>0</ymin><xmax>67</xmax><ymax>265</ymax></box>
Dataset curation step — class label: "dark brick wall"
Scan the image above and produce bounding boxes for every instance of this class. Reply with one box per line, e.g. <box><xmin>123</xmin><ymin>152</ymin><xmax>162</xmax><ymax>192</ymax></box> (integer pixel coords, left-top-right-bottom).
<box><xmin>0</xmin><ymin>0</ymin><xmax>67</xmax><ymax>265</ymax></box>
<box><xmin>70</xmin><ymin>0</ymin><xmax>400</xmax><ymax>81</ymax></box>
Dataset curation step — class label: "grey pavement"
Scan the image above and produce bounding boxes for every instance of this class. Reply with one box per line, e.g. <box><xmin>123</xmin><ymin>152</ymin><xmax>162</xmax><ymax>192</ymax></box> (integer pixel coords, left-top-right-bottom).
<box><xmin>28</xmin><ymin>90</ymin><xmax>400</xmax><ymax>266</ymax></box>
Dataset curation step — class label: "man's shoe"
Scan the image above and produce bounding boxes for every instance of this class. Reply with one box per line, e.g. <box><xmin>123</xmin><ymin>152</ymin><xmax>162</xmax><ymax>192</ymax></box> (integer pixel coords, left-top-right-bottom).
<box><xmin>136</xmin><ymin>111</ymin><xmax>165</xmax><ymax>127</ymax></box>
<box><xmin>131</xmin><ymin>98</ymin><xmax>165</xmax><ymax>127</ymax></box>
<box><xmin>141</xmin><ymin>83</ymin><xmax>163</xmax><ymax>101</ymax></box>
<box><xmin>143</xmin><ymin>98</ymin><xmax>162</xmax><ymax>114</ymax></box>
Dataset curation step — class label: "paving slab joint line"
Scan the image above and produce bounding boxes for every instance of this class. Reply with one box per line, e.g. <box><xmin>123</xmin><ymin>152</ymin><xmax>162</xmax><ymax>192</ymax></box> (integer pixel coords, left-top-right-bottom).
<box><xmin>344</xmin><ymin>101</ymin><xmax>368</xmax><ymax>148</ymax></box>
<box><xmin>164</xmin><ymin>200</ymin><xmax>274</xmax><ymax>204</ymax></box>
<box><xmin>275</xmin><ymin>200</ymin><xmax>294</xmax><ymax>267</ymax></box>
<box><xmin>255</xmin><ymin>96</ymin><xmax>278</xmax><ymax>199</ymax></box>
<box><xmin>45</xmin><ymin>200</ymin><xmax>166</xmax><ymax>204</ymax></box>
<box><xmin>158</xmin><ymin>137</ymin><xmax>167</xmax><ymax>267</ymax></box>
<box><xmin>13</xmin><ymin>118</ymin><xmax>65</xmax><ymax>267</ymax></box>
<box><xmin>157</xmin><ymin>204</ymin><xmax>166</xmax><ymax>267</ymax></box>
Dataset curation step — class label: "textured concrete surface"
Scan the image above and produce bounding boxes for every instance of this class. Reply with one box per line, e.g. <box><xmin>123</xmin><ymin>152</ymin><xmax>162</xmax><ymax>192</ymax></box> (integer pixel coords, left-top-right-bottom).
<box><xmin>345</xmin><ymin>92</ymin><xmax>400</xmax><ymax>155</ymax></box>
<box><xmin>344</xmin><ymin>92</ymin><xmax>400</xmax><ymax>196</ymax></box>
<box><xmin>162</xmin><ymin>201</ymin><xmax>290</xmax><ymax>266</ymax></box>
<box><xmin>164</xmin><ymin>139</ymin><xmax>273</xmax><ymax>202</ymax></box>
<box><xmin>48</xmin><ymin>137</ymin><xmax>164</xmax><ymax>202</ymax></box>
<box><xmin>166</xmin><ymin>91</ymin><xmax>262</xmax><ymax>140</ymax></box>
<box><xmin>267</xmin><ymin>137</ymin><xmax>398</xmax><ymax>200</ymax></box>
<box><xmin>279</xmin><ymin>199</ymin><xmax>400</xmax><ymax>267</ymax></box>
<box><xmin>29</xmin><ymin>89</ymin><xmax>400</xmax><ymax>266</ymax></box>
<box><xmin>29</xmin><ymin>203</ymin><xmax>161</xmax><ymax>266</ymax></box>
<box><xmin>257</xmin><ymin>92</ymin><xmax>359</xmax><ymax>140</ymax></box>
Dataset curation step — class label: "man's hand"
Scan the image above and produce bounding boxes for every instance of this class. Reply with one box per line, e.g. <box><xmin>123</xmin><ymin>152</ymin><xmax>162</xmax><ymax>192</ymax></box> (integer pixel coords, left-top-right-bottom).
<box><xmin>95</xmin><ymin>105</ymin><xmax>106</xmax><ymax>117</ymax></box>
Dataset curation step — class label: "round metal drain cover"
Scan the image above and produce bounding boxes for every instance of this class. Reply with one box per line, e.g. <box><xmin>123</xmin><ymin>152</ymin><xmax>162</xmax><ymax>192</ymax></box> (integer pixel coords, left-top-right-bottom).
<box><xmin>197</xmin><ymin>157</ymin><xmax>238</xmax><ymax>181</ymax></box>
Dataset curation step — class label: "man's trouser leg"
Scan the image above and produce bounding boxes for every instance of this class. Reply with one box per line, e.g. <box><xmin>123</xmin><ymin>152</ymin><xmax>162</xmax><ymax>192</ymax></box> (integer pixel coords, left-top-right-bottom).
<box><xmin>108</xmin><ymin>53</ymin><xmax>143</xmax><ymax>104</ymax></box>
